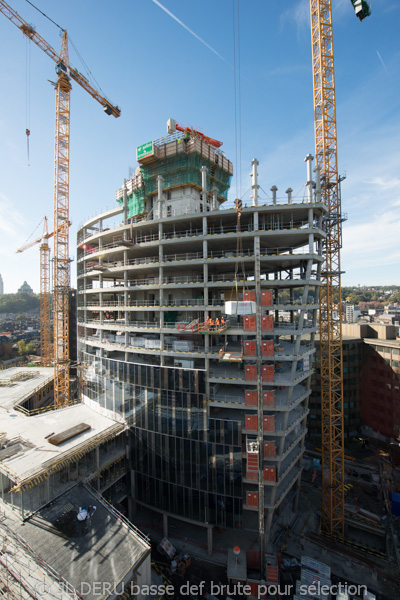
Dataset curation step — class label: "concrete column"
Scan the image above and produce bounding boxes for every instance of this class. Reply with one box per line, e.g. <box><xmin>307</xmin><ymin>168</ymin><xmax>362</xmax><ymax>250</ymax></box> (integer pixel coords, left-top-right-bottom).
<box><xmin>269</xmin><ymin>486</ymin><xmax>277</xmax><ymax>508</ymax></box>
<box><xmin>308</xmin><ymin>209</ymin><xmax>314</xmax><ymax>253</ymax></box>
<box><xmin>202</xmin><ymin>215</ymin><xmax>207</xmax><ymax>236</ymax></box>
<box><xmin>201</xmin><ymin>166</ymin><xmax>208</xmax><ymax>211</ymax></box>
<box><xmin>270</xmin><ymin>185</ymin><xmax>278</xmax><ymax>205</ymax></box>
<box><xmin>207</xmin><ymin>525</ymin><xmax>213</xmax><ymax>556</ymax></box>
<box><xmin>293</xmin><ymin>477</ymin><xmax>301</xmax><ymax>512</ymax></box>
<box><xmin>163</xmin><ymin>513</ymin><xmax>168</xmax><ymax>537</ymax></box>
<box><xmin>264</xmin><ymin>510</ymin><xmax>274</xmax><ymax>545</ymax></box>
<box><xmin>304</xmin><ymin>154</ymin><xmax>314</xmax><ymax>203</ymax></box>
<box><xmin>123</xmin><ymin>180</ymin><xmax>128</xmax><ymax>224</ymax></box>
<box><xmin>211</xmin><ymin>185</ymin><xmax>218</xmax><ymax>211</ymax></box>
<box><xmin>96</xmin><ymin>447</ymin><xmax>101</xmax><ymax>490</ymax></box>
<box><xmin>251</xmin><ymin>158</ymin><xmax>259</xmax><ymax>206</ymax></box>
<box><xmin>254</xmin><ymin>211</ymin><xmax>259</xmax><ymax>231</ymax></box>
<box><xmin>286</xmin><ymin>188</ymin><xmax>293</xmax><ymax>204</ymax></box>
<box><xmin>157</xmin><ymin>175</ymin><xmax>164</xmax><ymax>219</ymax></box>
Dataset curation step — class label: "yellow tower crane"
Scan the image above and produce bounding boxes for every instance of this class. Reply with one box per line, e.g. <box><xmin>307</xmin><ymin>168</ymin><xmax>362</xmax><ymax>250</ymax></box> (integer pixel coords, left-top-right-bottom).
<box><xmin>1</xmin><ymin>1</ymin><xmax>120</xmax><ymax>408</ymax></box>
<box><xmin>16</xmin><ymin>217</ymin><xmax>71</xmax><ymax>367</ymax></box>
<box><xmin>310</xmin><ymin>0</ymin><xmax>370</xmax><ymax>539</ymax></box>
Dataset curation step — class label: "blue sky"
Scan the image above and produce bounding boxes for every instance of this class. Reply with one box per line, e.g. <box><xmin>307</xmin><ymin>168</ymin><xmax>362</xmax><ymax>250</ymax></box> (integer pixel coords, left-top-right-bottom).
<box><xmin>0</xmin><ymin>0</ymin><xmax>399</xmax><ymax>293</ymax></box>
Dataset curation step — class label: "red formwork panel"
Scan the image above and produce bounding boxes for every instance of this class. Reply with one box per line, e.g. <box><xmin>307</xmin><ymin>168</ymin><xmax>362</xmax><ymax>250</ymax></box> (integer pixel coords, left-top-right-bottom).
<box><xmin>262</xmin><ymin>340</ymin><xmax>274</xmax><ymax>356</ymax></box>
<box><xmin>244</xmin><ymin>315</ymin><xmax>256</xmax><ymax>331</ymax></box>
<box><xmin>246</xmin><ymin>492</ymin><xmax>258</xmax><ymax>507</ymax></box>
<box><xmin>247</xmin><ymin>452</ymin><xmax>258</xmax><ymax>471</ymax></box>
<box><xmin>246</xmin><ymin>471</ymin><xmax>258</xmax><ymax>481</ymax></box>
<box><xmin>264</xmin><ymin>441</ymin><xmax>276</xmax><ymax>457</ymax></box>
<box><xmin>244</xmin><ymin>290</ymin><xmax>256</xmax><ymax>302</ymax></box>
<box><xmin>246</xmin><ymin>415</ymin><xmax>257</xmax><ymax>431</ymax></box>
<box><xmin>263</xmin><ymin>391</ymin><xmax>275</xmax><ymax>407</ymax></box>
<box><xmin>261</xmin><ymin>315</ymin><xmax>273</xmax><ymax>331</ymax></box>
<box><xmin>245</xmin><ymin>365</ymin><xmax>257</xmax><ymax>381</ymax></box>
<box><xmin>244</xmin><ymin>340</ymin><xmax>257</xmax><ymax>356</ymax></box>
<box><xmin>261</xmin><ymin>290</ymin><xmax>273</xmax><ymax>306</ymax></box>
<box><xmin>262</xmin><ymin>365</ymin><xmax>274</xmax><ymax>381</ymax></box>
<box><xmin>263</xmin><ymin>416</ymin><xmax>275</xmax><ymax>432</ymax></box>
<box><xmin>264</xmin><ymin>466</ymin><xmax>276</xmax><ymax>482</ymax></box>
<box><xmin>245</xmin><ymin>390</ymin><xmax>257</xmax><ymax>406</ymax></box>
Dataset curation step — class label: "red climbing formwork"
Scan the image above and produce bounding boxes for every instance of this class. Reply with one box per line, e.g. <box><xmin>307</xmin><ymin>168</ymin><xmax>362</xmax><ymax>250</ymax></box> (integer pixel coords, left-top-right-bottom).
<box><xmin>263</xmin><ymin>391</ymin><xmax>275</xmax><ymax>407</ymax></box>
<box><xmin>261</xmin><ymin>315</ymin><xmax>273</xmax><ymax>331</ymax></box>
<box><xmin>245</xmin><ymin>390</ymin><xmax>257</xmax><ymax>406</ymax></box>
<box><xmin>264</xmin><ymin>441</ymin><xmax>276</xmax><ymax>457</ymax></box>
<box><xmin>262</xmin><ymin>365</ymin><xmax>274</xmax><ymax>381</ymax></box>
<box><xmin>262</xmin><ymin>340</ymin><xmax>274</xmax><ymax>356</ymax></box>
<box><xmin>261</xmin><ymin>290</ymin><xmax>273</xmax><ymax>306</ymax></box>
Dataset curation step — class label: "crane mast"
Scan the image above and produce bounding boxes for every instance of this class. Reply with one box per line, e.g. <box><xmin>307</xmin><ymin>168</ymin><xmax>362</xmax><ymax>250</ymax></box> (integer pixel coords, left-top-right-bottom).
<box><xmin>16</xmin><ymin>217</ymin><xmax>52</xmax><ymax>366</ymax></box>
<box><xmin>53</xmin><ymin>31</ymin><xmax>71</xmax><ymax>408</ymax></box>
<box><xmin>40</xmin><ymin>235</ymin><xmax>52</xmax><ymax>367</ymax></box>
<box><xmin>310</xmin><ymin>0</ymin><xmax>344</xmax><ymax>539</ymax></box>
<box><xmin>1</xmin><ymin>0</ymin><xmax>120</xmax><ymax>408</ymax></box>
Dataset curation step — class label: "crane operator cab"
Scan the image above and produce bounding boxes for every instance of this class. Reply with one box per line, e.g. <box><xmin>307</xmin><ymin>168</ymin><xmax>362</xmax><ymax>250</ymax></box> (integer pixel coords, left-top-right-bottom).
<box><xmin>56</xmin><ymin>61</ymin><xmax>70</xmax><ymax>79</ymax></box>
<box><xmin>351</xmin><ymin>0</ymin><xmax>371</xmax><ymax>21</ymax></box>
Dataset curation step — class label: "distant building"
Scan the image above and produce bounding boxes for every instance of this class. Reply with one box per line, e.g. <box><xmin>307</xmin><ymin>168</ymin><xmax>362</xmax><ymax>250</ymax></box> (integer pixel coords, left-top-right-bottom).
<box><xmin>18</xmin><ymin>281</ymin><xmax>33</xmax><ymax>294</ymax></box>
<box><xmin>345</xmin><ymin>303</ymin><xmax>361</xmax><ymax>323</ymax></box>
<box><xmin>309</xmin><ymin>335</ymin><xmax>362</xmax><ymax>438</ymax></box>
<box><xmin>342</xmin><ymin>324</ymin><xmax>400</xmax><ymax>441</ymax></box>
<box><xmin>360</xmin><ymin>336</ymin><xmax>400</xmax><ymax>441</ymax></box>
<box><xmin>0</xmin><ymin>273</ymin><xmax>3</xmax><ymax>295</ymax></box>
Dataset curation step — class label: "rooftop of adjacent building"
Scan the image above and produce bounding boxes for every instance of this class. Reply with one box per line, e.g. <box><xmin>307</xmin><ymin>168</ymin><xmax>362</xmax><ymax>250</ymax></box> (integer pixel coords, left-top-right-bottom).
<box><xmin>1</xmin><ymin>482</ymin><xmax>150</xmax><ymax>600</ymax></box>
<box><xmin>342</xmin><ymin>322</ymin><xmax>399</xmax><ymax>341</ymax></box>
<box><xmin>0</xmin><ymin>367</ymin><xmax>125</xmax><ymax>489</ymax></box>
<box><xmin>0</xmin><ymin>366</ymin><xmax>53</xmax><ymax>411</ymax></box>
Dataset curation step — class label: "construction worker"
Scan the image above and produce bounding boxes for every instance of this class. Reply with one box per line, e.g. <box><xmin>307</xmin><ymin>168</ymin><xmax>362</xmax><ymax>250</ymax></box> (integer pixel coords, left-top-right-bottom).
<box><xmin>221</xmin><ymin>316</ymin><xmax>225</xmax><ymax>327</ymax></box>
<box><xmin>216</xmin><ymin>318</ymin><xmax>220</xmax><ymax>329</ymax></box>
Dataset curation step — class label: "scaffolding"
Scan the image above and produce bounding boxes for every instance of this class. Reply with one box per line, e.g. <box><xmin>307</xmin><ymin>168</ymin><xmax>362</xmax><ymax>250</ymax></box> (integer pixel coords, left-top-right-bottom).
<box><xmin>116</xmin><ymin>133</ymin><xmax>233</xmax><ymax>219</ymax></box>
<box><xmin>0</xmin><ymin>372</ymin><xmax>39</xmax><ymax>387</ymax></box>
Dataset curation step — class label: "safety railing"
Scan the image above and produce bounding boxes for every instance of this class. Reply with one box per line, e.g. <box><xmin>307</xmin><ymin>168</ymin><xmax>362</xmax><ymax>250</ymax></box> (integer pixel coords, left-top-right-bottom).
<box><xmin>84</xmin><ymin>483</ymin><xmax>151</xmax><ymax>547</ymax></box>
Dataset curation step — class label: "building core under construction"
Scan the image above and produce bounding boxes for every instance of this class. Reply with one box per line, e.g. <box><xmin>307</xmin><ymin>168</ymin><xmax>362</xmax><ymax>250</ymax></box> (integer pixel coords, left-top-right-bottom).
<box><xmin>77</xmin><ymin>123</ymin><xmax>326</xmax><ymax>552</ymax></box>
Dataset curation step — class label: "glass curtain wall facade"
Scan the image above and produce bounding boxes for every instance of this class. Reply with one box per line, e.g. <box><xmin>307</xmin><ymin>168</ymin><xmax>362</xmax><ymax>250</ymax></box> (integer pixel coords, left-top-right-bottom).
<box><xmin>77</xmin><ymin>129</ymin><xmax>325</xmax><ymax>545</ymax></box>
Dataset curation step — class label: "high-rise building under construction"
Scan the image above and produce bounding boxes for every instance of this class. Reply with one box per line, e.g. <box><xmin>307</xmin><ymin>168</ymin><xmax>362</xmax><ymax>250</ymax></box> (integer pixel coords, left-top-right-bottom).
<box><xmin>77</xmin><ymin>122</ymin><xmax>325</xmax><ymax>552</ymax></box>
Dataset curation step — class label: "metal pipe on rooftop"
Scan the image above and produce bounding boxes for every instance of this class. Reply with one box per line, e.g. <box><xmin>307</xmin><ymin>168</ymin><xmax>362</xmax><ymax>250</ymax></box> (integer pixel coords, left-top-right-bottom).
<box><xmin>270</xmin><ymin>185</ymin><xmax>278</xmax><ymax>205</ymax></box>
<box><xmin>305</xmin><ymin>153</ymin><xmax>314</xmax><ymax>203</ymax></box>
<box><xmin>251</xmin><ymin>158</ymin><xmax>259</xmax><ymax>207</ymax></box>
<box><xmin>314</xmin><ymin>165</ymin><xmax>322</xmax><ymax>203</ymax></box>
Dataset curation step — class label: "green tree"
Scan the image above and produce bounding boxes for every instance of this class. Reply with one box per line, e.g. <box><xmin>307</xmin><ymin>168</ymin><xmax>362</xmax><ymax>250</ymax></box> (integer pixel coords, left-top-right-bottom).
<box><xmin>0</xmin><ymin>293</ymin><xmax>39</xmax><ymax>314</ymax></box>
<box><xmin>17</xmin><ymin>340</ymin><xmax>36</xmax><ymax>356</ymax></box>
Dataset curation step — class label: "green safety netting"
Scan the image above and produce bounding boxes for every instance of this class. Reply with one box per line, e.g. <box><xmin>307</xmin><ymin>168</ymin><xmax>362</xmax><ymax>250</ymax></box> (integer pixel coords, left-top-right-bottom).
<box><xmin>117</xmin><ymin>150</ymin><xmax>232</xmax><ymax>219</ymax></box>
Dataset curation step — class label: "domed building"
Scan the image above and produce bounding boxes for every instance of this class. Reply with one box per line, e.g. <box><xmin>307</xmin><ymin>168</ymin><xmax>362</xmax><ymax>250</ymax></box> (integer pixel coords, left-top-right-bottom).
<box><xmin>18</xmin><ymin>281</ymin><xmax>33</xmax><ymax>294</ymax></box>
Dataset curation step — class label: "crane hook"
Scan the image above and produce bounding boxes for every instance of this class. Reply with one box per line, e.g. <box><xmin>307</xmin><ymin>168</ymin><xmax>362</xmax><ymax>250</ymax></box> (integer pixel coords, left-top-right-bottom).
<box><xmin>26</xmin><ymin>128</ymin><xmax>30</xmax><ymax>166</ymax></box>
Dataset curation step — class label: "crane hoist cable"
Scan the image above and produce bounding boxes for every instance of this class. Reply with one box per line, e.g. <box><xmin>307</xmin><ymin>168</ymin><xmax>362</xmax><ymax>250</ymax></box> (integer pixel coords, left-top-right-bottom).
<box><xmin>25</xmin><ymin>36</ymin><xmax>31</xmax><ymax>165</ymax></box>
